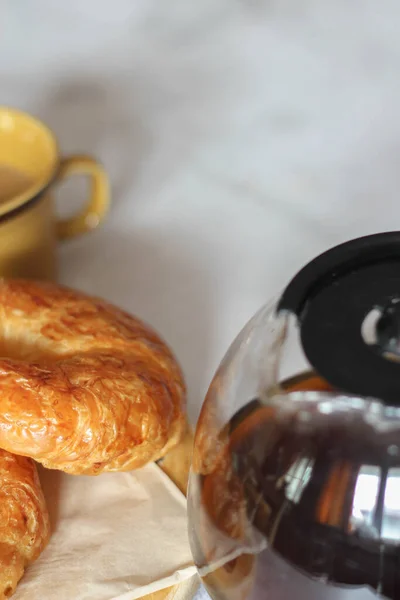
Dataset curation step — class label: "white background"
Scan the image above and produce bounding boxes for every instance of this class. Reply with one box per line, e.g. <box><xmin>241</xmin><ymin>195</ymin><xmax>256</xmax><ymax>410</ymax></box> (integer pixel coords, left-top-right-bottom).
<box><xmin>2</xmin><ymin>2</ymin><xmax>400</xmax><ymax>597</ymax></box>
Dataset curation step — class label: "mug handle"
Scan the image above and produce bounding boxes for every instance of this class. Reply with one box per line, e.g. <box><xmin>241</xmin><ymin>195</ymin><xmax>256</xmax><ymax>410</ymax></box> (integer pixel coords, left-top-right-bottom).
<box><xmin>55</xmin><ymin>155</ymin><xmax>110</xmax><ymax>241</ymax></box>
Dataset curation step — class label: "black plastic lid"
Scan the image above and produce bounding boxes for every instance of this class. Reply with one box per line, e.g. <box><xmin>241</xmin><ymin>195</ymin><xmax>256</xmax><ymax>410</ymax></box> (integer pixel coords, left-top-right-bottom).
<box><xmin>277</xmin><ymin>232</ymin><xmax>400</xmax><ymax>405</ymax></box>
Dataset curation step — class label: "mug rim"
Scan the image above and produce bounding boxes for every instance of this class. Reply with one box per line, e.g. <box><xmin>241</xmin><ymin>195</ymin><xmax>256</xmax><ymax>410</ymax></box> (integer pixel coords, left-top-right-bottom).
<box><xmin>0</xmin><ymin>106</ymin><xmax>59</xmax><ymax>218</ymax></box>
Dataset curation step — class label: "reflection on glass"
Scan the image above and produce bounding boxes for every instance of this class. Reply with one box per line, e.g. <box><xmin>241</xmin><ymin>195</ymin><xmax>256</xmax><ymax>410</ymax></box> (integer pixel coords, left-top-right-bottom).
<box><xmin>382</xmin><ymin>468</ymin><xmax>400</xmax><ymax>542</ymax></box>
<box><xmin>351</xmin><ymin>466</ymin><xmax>400</xmax><ymax>542</ymax></box>
<box><xmin>351</xmin><ymin>466</ymin><xmax>380</xmax><ymax>539</ymax></box>
<box><xmin>283</xmin><ymin>457</ymin><xmax>314</xmax><ymax>504</ymax></box>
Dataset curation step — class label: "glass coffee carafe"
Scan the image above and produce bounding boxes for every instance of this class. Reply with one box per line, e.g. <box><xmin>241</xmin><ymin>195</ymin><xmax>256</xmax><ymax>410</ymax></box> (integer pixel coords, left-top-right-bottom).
<box><xmin>188</xmin><ymin>232</ymin><xmax>400</xmax><ymax>600</ymax></box>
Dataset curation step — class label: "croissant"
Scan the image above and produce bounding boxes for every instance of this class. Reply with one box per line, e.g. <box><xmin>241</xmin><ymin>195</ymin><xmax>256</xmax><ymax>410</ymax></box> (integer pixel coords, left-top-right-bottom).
<box><xmin>0</xmin><ymin>449</ymin><xmax>50</xmax><ymax>599</ymax></box>
<box><xmin>0</xmin><ymin>279</ymin><xmax>186</xmax><ymax>475</ymax></box>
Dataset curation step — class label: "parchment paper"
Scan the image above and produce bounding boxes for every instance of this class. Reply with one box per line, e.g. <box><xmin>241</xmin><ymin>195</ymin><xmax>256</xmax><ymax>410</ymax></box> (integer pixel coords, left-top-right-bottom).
<box><xmin>14</xmin><ymin>463</ymin><xmax>197</xmax><ymax>600</ymax></box>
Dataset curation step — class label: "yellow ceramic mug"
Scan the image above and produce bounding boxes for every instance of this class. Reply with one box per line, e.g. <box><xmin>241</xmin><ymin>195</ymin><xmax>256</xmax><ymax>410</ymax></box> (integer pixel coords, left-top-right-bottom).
<box><xmin>0</xmin><ymin>106</ymin><xmax>109</xmax><ymax>281</ymax></box>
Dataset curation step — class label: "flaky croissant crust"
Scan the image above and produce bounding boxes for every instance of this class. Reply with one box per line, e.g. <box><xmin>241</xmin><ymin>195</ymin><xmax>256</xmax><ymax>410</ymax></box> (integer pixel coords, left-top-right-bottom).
<box><xmin>0</xmin><ymin>450</ymin><xmax>50</xmax><ymax>599</ymax></box>
<box><xmin>0</xmin><ymin>280</ymin><xmax>186</xmax><ymax>475</ymax></box>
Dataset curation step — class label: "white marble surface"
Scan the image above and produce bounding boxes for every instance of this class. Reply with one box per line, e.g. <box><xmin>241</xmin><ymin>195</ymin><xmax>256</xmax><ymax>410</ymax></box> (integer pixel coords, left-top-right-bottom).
<box><xmin>2</xmin><ymin>1</ymin><xmax>400</xmax><ymax>597</ymax></box>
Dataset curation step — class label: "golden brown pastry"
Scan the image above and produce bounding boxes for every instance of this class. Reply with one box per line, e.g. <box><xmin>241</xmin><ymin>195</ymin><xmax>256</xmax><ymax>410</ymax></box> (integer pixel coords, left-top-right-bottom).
<box><xmin>0</xmin><ymin>449</ymin><xmax>50</xmax><ymax>599</ymax></box>
<box><xmin>0</xmin><ymin>279</ymin><xmax>186</xmax><ymax>475</ymax></box>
